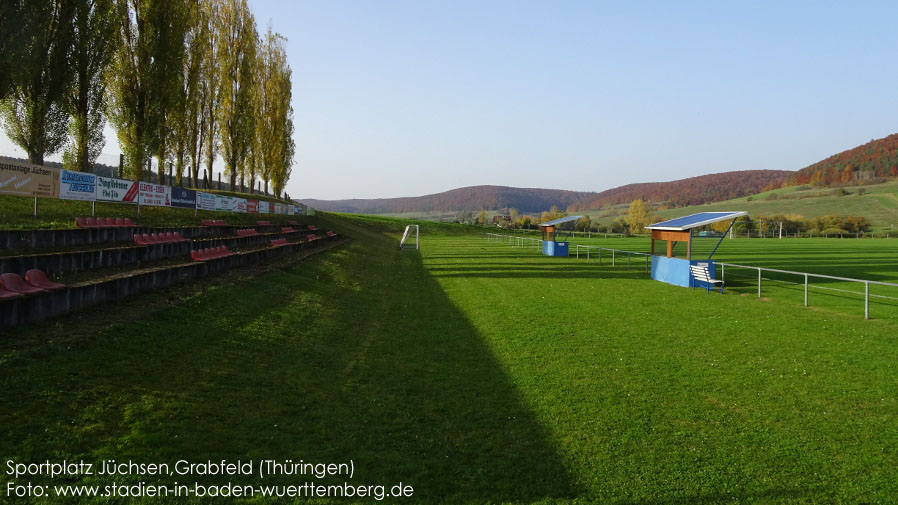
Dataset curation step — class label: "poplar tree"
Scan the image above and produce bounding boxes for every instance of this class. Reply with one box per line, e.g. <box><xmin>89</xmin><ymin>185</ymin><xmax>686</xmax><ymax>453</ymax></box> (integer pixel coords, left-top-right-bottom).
<box><xmin>199</xmin><ymin>0</ymin><xmax>221</xmax><ymax>189</ymax></box>
<box><xmin>257</xmin><ymin>27</ymin><xmax>293</xmax><ymax>196</ymax></box>
<box><xmin>0</xmin><ymin>2</ymin><xmax>25</xmax><ymax>100</ymax></box>
<box><xmin>107</xmin><ymin>0</ymin><xmax>190</xmax><ymax>180</ymax></box>
<box><xmin>63</xmin><ymin>0</ymin><xmax>117</xmax><ymax>173</ymax></box>
<box><xmin>172</xmin><ymin>2</ymin><xmax>206</xmax><ymax>186</ymax></box>
<box><xmin>216</xmin><ymin>0</ymin><xmax>257</xmax><ymax>190</ymax></box>
<box><xmin>0</xmin><ymin>1</ymin><xmax>74</xmax><ymax>165</ymax></box>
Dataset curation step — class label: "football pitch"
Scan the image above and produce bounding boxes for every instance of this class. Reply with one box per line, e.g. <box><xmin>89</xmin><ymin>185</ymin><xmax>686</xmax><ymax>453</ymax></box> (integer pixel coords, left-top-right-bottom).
<box><xmin>2</xmin><ymin>214</ymin><xmax>897</xmax><ymax>503</ymax></box>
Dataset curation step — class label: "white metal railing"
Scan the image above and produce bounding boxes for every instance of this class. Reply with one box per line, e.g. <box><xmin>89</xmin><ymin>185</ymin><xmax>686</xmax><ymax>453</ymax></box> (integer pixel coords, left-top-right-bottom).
<box><xmin>716</xmin><ymin>262</ymin><xmax>898</xmax><ymax>320</ymax></box>
<box><xmin>486</xmin><ymin>232</ymin><xmax>898</xmax><ymax>320</ymax></box>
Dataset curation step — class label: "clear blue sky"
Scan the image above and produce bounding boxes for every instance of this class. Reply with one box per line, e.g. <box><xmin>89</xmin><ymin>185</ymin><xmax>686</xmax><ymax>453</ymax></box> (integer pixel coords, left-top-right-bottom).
<box><xmin>3</xmin><ymin>0</ymin><xmax>898</xmax><ymax>200</ymax></box>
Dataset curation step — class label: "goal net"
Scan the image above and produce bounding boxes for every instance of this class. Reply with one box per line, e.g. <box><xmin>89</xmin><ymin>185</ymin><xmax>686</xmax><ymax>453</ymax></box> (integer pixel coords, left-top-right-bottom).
<box><xmin>399</xmin><ymin>225</ymin><xmax>419</xmax><ymax>250</ymax></box>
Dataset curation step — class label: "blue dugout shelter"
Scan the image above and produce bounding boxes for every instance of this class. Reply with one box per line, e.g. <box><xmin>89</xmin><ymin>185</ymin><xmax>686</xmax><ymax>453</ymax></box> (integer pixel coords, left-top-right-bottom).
<box><xmin>646</xmin><ymin>211</ymin><xmax>746</xmax><ymax>288</ymax></box>
<box><xmin>538</xmin><ymin>215</ymin><xmax>583</xmax><ymax>257</ymax></box>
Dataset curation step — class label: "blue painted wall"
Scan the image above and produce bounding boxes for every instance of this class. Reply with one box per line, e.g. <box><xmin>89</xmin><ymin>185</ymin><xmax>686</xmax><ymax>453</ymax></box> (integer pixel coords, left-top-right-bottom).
<box><xmin>651</xmin><ymin>256</ymin><xmax>716</xmax><ymax>288</ymax></box>
<box><xmin>542</xmin><ymin>241</ymin><xmax>569</xmax><ymax>257</ymax></box>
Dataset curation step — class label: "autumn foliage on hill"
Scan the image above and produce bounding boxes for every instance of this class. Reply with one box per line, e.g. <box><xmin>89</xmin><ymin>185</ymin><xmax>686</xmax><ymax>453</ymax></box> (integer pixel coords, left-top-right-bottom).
<box><xmin>300</xmin><ymin>186</ymin><xmax>598</xmax><ymax>214</ymax></box>
<box><xmin>566</xmin><ymin>170</ymin><xmax>792</xmax><ymax>211</ymax></box>
<box><xmin>783</xmin><ymin>133</ymin><xmax>898</xmax><ymax>188</ymax></box>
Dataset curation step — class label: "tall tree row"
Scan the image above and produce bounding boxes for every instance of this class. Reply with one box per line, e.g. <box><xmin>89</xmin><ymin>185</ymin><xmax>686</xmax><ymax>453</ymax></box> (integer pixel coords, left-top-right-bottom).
<box><xmin>0</xmin><ymin>0</ymin><xmax>296</xmax><ymax>198</ymax></box>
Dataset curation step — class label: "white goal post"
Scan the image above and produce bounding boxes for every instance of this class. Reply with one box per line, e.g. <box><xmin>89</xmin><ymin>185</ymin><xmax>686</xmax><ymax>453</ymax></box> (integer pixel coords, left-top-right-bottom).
<box><xmin>399</xmin><ymin>225</ymin><xmax>419</xmax><ymax>250</ymax></box>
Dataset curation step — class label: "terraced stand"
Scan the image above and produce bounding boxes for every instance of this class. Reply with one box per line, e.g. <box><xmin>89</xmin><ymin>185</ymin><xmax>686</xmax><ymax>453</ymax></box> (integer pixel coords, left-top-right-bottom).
<box><xmin>0</xmin><ymin>233</ymin><xmax>343</xmax><ymax>331</ymax></box>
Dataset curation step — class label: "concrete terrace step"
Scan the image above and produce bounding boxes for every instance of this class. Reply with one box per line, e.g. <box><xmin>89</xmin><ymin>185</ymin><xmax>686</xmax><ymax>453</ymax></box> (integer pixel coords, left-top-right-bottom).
<box><xmin>0</xmin><ymin>234</ymin><xmax>344</xmax><ymax>331</ymax></box>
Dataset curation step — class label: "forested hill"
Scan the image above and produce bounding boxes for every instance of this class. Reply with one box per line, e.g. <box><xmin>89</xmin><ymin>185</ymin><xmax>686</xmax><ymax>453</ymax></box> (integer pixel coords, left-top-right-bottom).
<box><xmin>299</xmin><ymin>186</ymin><xmax>598</xmax><ymax>214</ymax></box>
<box><xmin>566</xmin><ymin>170</ymin><xmax>792</xmax><ymax>211</ymax></box>
<box><xmin>784</xmin><ymin>133</ymin><xmax>898</xmax><ymax>187</ymax></box>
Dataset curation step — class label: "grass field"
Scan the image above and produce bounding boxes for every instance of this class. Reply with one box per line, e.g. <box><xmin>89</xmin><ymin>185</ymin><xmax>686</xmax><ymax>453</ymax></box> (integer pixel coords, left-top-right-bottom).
<box><xmin>2</xmin><ymin>214</ymin><xmax>897</xmax><ymax>503</ymax></box>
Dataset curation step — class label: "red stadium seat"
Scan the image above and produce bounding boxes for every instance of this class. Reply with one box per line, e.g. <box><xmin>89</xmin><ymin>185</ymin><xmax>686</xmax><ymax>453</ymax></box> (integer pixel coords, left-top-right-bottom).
<box><xmin>0</xmin><ymin>273</ymin><xmax>45</xmax><ymax>295</ymax></box>
<box><xmin>133</xmin><ymin>234</ymin><xmax>146</xmax><ymax>245</ymax></box>
<box><xmin>257</xmin><ymin>220</ymin><xmax>271</xmax><ymax>226</ymax></box>
<box><xmin>24</xmin><ymin>269</ymin><xmax>66</xmax><ymax>292</ymax></box>
<box><xmin>326</xmin><ymin>231</ymin><xmax>337</xmax><ymax>237</ymax></box>
<box><xmin>173</xmin><ymin>232</ymin><xmax>187</xmax><ymax>242</ymax></box>
<box><xmin>288</xmin><ymin>221</ymin><xmax>298</xmax><ymax>226</ymax></box>
<box><xmin>96</xmin><ymin>217</ymin><xmax>109</xmax><ymax>227</ymax></box>
<box><xmin>164</xmin><ymin>232</ymin><xmax>176</xmax><ymax>243</ymax></box>
<box><xmin>75</xmin><ymin>217</ymin><xmax>90</xmax><ymax>228</ymax></box>
<box><xmin>0</xmin><ymin>285</ymin><xmax>23</xmax><ymax>300</ymax></box>
<box><xmin>114</xmin><ymin>217</ymin><xmax>126</xmax><ymax>227</ymax></box>
<box><xmin>307</xmin><ymin>225</ymin><xmax>319</xmax><ymax>231</ymax></box>
<box><xmin>85</xmin><ymin>217</ymin><xmax>98</xmax><ymax>228</ymax></box>
<box><xmin>190</xmin><ymin>250</ymin><xmax>204</xmax><ymax>261</ymax></box>
<box><xmin>149</xmin><ymin>233</ymin><xmax>162</xmax><ymax>244</ymax></box>
<box><xmin>281</xmin><ymin>227</ymin><xmax>295</xmax><ymax>233</ymax></box>
<box><xmin>124</xmin><ymin>217</ymin><xmax>136</xmax><ymax>227</ymax></box>
<box><xmin>306</xmin><ymin>234</ymin><xmax>320</xmax><ymax>241</ymax></box>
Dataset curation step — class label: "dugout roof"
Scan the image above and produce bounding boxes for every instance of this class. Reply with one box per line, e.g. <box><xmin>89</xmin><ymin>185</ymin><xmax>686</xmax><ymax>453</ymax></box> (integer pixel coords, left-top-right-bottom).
<box><xmin>646</xmin><ymin>211</ymin><xmax>747</xmax><ymax>231</ymax></box>
<box><xmin>539</xmin><ymin>215</ymin><xmax>584</xmax><ymax>227</ymax></box>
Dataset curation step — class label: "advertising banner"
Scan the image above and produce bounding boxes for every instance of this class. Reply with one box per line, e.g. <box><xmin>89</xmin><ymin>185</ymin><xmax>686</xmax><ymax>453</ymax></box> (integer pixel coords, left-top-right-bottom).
<box><xmin>287</xmin><ymin>205</ymin><xmax>295</xmax><ymax>216</ymax></box>
<box><xmin>59</xmin><ymin>170</ymin><xmax>97</xmax><ymax>201</ymax></box>
<box><xmin>246</xmin><ymin>200</ymin><xmax>259</xmax><ymax>213</ymax></box>
<box><xmin>234</xmin><ymin>198</ymin><xmax>247</xmax><ymax>213</ymax></box>
<box><xmin>138</xmin><ymin>182</ymin><xmax>171</xmax><ymax>207</ymax></box>
<box><xmin>0</xmin><ymin>159</ymin><xmax>59</xmax><ymax>197</ymax></box>
<box><xmin>170</xmin><ymin>187</ymin><xmax>197</xmax><ymax>209</ymax></box>
<box><xmin>258</xmin><ymin>201</ymin><xmax>270</xmax><ymax>214</ymax></box>
<box><xmin>96</xmin><ymin>176</ymin><xmax>138</xmax><ymax>203</ymax></box>
<box><xmin>215</xmin><ymin>195</ymin><xmax>233</xmax><ymax>212</ymax></box>
<box><xmin>196</xmin><ymin>191</ymin><xmax>216</xmax><ymax>211</ymax></box>
<box><xmin>273</xmin><ymin>203</ymin><xmax>283</xmax><ymax>215</ymax></box>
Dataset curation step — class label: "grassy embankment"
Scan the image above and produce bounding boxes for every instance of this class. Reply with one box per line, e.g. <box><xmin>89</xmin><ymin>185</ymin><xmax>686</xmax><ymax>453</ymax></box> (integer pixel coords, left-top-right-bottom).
<box><xmin>1</xmin><ymin>213</ymin><xmax>897</xmax><ymax>503</ymax></box>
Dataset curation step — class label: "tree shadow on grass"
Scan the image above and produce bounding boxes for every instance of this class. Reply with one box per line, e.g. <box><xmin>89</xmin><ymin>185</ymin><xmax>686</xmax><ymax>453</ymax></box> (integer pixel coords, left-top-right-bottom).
<box><xmin>0</xmin><ymin>238</ymin><xmax>579</xmax><ymax>503</ymax></box>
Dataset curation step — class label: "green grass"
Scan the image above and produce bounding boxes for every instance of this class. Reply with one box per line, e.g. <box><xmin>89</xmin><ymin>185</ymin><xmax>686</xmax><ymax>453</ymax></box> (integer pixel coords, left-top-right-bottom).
<box><xmin>2</xmin><ymin>214</ymin><xmax>897</xmax><ymax>503</ymax></box>
<box><xmin>0</xmin><ymin>191</ymin><xmax>294</xmax><ymax>230</ymax></box>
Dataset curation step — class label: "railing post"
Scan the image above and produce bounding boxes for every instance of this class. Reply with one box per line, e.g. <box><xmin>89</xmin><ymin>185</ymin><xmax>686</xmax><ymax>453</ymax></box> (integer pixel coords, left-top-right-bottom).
<box><xmin>865</xmin><ymin>282</ymin><xmax>870</xmax><ymax>319</ymax></box>
<box><xmin>612</xmin><ymin>250</ymin><xmax>615</xmax><ymax>266</ymax></box>
<box><xmin>627</xmin><ymin>252</ymin><xmax>630</xmax><ymax>270</ymax></box>
<box><xmin>758</xmin><ymin>268</ymin><xmax>762</xmax><ymax>297</ymax></box>
<box><xmin>587</xmin><ymin>247</ymin><xmax>590</xmax><ymax>261</ymax></box>
<box><xmin>804</xmin><ymin>274</ymin><xmax>808</xmax><ymax>307</ymax></box>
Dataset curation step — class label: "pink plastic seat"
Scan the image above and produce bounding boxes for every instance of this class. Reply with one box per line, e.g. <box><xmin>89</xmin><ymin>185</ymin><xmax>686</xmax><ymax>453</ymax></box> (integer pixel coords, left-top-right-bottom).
<box><xmin>124</xmin><ymin>217</ymin><xmax>136</xmax><ymax>227</ymax></box>
<box><xmin>0</xmin><ymin>273</ymin><xmax>45</xmax><ymax>295</ymax></box>
<box><xmin>96</xmin><ymin>217</ymin><xmax>108</xmax><ymax>227</ymax></box>
<box><xmin>307</xmin><ymin>225</ymin><xmax>318</xmax><ymax>231</ymax></box>
<box><xmin>0</xmin><ymin>286</ymin><xmax>23</xmax><ymax>300</ymax></box>
<box><xmin>75</xmin><ymin>217</ymin><xmax>89</xmax><ymax>228</ymax></box>
<box><xmin>282</xmin><ymin>227</ymin><xmax>294</xmax><ymax>233</ymax></box>
<box><xmin>24</xmin><ymin>269</ymin><xmax>65</xmax><ymax>292</ymax></box>
<box><xmin>85</xmin><ymin>217</ymin><xmax>98</xmax><ymax>228</ymax></box>
<box><xmin>164</xmin><ymin>232</ymin><xmax>175</xmax><ymax>243</ymax></box>
<box><xmin>173</xmin><ymin>232</ymin><xmax>187</xmax><ymax>242</ymax></box>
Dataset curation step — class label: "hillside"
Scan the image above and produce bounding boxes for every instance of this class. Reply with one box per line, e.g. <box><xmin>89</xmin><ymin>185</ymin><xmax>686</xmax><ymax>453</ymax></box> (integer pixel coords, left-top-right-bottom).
<box><xmin>299</xmin><ymin>185</ymin><xmax>598</xmax><ymax>214</ymax></box>
<box><xmin>567</xmin><ymin>170</ymin><xmax>792</xmax><ymax>211</ymax></box>
<box><xmin>784</xmin><ymin>133</ymin><xmax>898</xmax><ymax>187</ymax></box>
<box><xmin>586</xmin><ymin>179</ymin><xmax>898</xmax><ymax>233</ymax></box>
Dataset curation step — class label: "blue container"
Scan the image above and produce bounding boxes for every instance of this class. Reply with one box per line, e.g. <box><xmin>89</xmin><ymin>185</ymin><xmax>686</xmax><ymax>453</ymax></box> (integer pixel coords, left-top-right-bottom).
<box><xmin>542</xmin><ymin>241</ymin><xmax>569</xmax><ymax>257</ymax></box>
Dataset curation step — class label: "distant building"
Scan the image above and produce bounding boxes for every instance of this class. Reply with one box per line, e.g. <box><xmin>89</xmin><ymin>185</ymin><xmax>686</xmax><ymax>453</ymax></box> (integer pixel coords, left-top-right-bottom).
<box><xmin>492</xmin><ymin>215</ymin><xmax>511</xmax><ymax>225</ymax></box>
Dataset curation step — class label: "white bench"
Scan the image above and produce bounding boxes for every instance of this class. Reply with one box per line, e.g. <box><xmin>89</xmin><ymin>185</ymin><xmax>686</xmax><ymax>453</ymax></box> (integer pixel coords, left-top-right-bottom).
<box><xmin>690</xmin><ymin>263</ymin><xmax>723</xmax><ymax>293</ymax></box>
